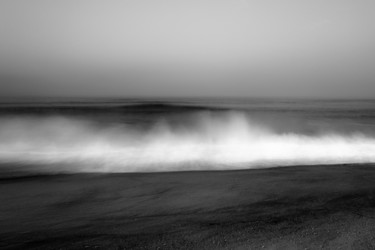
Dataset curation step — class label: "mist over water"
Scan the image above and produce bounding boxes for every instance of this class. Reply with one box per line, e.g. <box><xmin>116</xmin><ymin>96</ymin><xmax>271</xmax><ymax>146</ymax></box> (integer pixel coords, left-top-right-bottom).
<box><xmin>1</xmin><ymin>100</ymin><xmax>375</xmax><ymax>173</ymax></box>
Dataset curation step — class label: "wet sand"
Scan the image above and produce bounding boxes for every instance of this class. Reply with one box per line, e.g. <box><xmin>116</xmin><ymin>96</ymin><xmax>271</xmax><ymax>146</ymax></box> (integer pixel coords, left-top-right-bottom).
<box><xmin>1</xmin><ymin>164</ymin><xmax>375</xmax><ymax>249</ymax></box>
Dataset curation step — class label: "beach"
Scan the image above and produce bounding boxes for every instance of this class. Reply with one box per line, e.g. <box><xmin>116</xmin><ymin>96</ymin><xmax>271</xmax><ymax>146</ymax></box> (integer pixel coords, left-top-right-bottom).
<box><xmin>2</xmin><ymin>0</ymin><xmax>375</xmax><ymax>247</ymax></box>
<box><xmin>2</xmin><ymin>164</ymin><xmax>375</xmax><ymax>249</ymax></box>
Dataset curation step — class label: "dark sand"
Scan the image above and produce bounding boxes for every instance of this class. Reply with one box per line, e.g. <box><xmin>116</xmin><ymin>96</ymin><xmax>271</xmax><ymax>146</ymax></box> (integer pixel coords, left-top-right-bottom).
<box><xmin>2</xmin><ymin>164</ymin><xmax>375</xmax><ymax>249</ymax></box>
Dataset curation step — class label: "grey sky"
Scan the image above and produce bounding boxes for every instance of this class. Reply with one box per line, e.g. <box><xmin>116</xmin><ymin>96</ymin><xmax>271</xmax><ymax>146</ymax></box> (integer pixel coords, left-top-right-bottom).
<box><xmin>0</xmin><ymin>0</ymin><xmax>375</xmax><ymax>98</ymax></box>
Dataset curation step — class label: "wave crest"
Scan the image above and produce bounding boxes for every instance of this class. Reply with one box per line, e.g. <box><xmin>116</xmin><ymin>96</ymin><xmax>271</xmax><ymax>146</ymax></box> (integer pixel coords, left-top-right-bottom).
<box><xmin>0</xmin><ymin>112</ymin><xmax>375</xmax><ymax>172</ymax></box>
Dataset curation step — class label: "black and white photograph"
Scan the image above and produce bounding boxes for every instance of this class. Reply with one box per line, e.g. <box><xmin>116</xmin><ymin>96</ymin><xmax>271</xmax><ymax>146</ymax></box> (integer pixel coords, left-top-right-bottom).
<box><xmin>1</xmin><ymin>1</ymin><xmax>375</xmax><ymax>249</ymax></box>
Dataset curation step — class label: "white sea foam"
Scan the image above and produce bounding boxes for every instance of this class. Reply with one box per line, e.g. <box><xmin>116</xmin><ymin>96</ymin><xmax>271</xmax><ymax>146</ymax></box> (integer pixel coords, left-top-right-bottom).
<box><xmin>0</xmin><ymin>112</ymin><xmax>374</xmax><ymax>172</ymax></box>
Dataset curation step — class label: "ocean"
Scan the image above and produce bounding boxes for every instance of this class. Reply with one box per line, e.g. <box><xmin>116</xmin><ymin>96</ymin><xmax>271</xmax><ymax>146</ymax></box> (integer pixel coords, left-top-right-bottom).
<box><xmin>2</xmin><ymin>98</ymin><xmax>375</xmax><ymax>249</ymax></box>
<box><xmin>1</xmin><ymin>98</ymin><xmax>375</xmax><ymax>174</ymax></box>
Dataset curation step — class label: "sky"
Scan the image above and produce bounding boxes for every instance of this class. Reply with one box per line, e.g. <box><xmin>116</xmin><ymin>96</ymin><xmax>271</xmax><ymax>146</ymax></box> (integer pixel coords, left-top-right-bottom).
<box><xmin>0</xmin><ymin>0</ymin><xmax>375</xmax><ymax>98</ymax></box>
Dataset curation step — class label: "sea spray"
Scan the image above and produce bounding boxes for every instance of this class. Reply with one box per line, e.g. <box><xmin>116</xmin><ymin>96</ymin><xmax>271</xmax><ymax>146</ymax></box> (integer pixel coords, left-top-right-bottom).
<box><xmin>0</xmin><ymin>111</ymin><xmax>375</xmax><ymax>172</ymax></box>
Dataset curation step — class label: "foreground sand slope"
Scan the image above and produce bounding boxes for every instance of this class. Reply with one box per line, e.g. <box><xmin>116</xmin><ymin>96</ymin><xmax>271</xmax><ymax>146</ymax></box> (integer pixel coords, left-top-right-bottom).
<box><xmin>1</xmin><ymin>164</ymin><xmax>375</xmax><ymax>249</ymax></box>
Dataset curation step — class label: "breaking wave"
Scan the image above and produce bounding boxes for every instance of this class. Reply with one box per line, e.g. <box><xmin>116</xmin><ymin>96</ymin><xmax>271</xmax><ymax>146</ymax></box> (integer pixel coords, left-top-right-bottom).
<box><xmin>0</xmin><ymin>111</ymin><xmax>375</xmax><ymax>173</ymax></box>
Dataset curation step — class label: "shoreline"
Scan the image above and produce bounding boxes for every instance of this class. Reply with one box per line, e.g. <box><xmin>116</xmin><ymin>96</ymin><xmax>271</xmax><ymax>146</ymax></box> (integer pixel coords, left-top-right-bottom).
<box><xmin>1</xmin><ymin>162</ymin><xmax>375</xmax><ymax>178</ymax></box>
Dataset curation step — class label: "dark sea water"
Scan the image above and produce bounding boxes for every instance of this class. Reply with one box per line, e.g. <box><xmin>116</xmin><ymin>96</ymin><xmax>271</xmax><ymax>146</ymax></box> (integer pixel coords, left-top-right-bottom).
<box><xmin>1</xmin><ymin>98</ymin><xmax>375</xmax><ymax>173</ymax></box>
